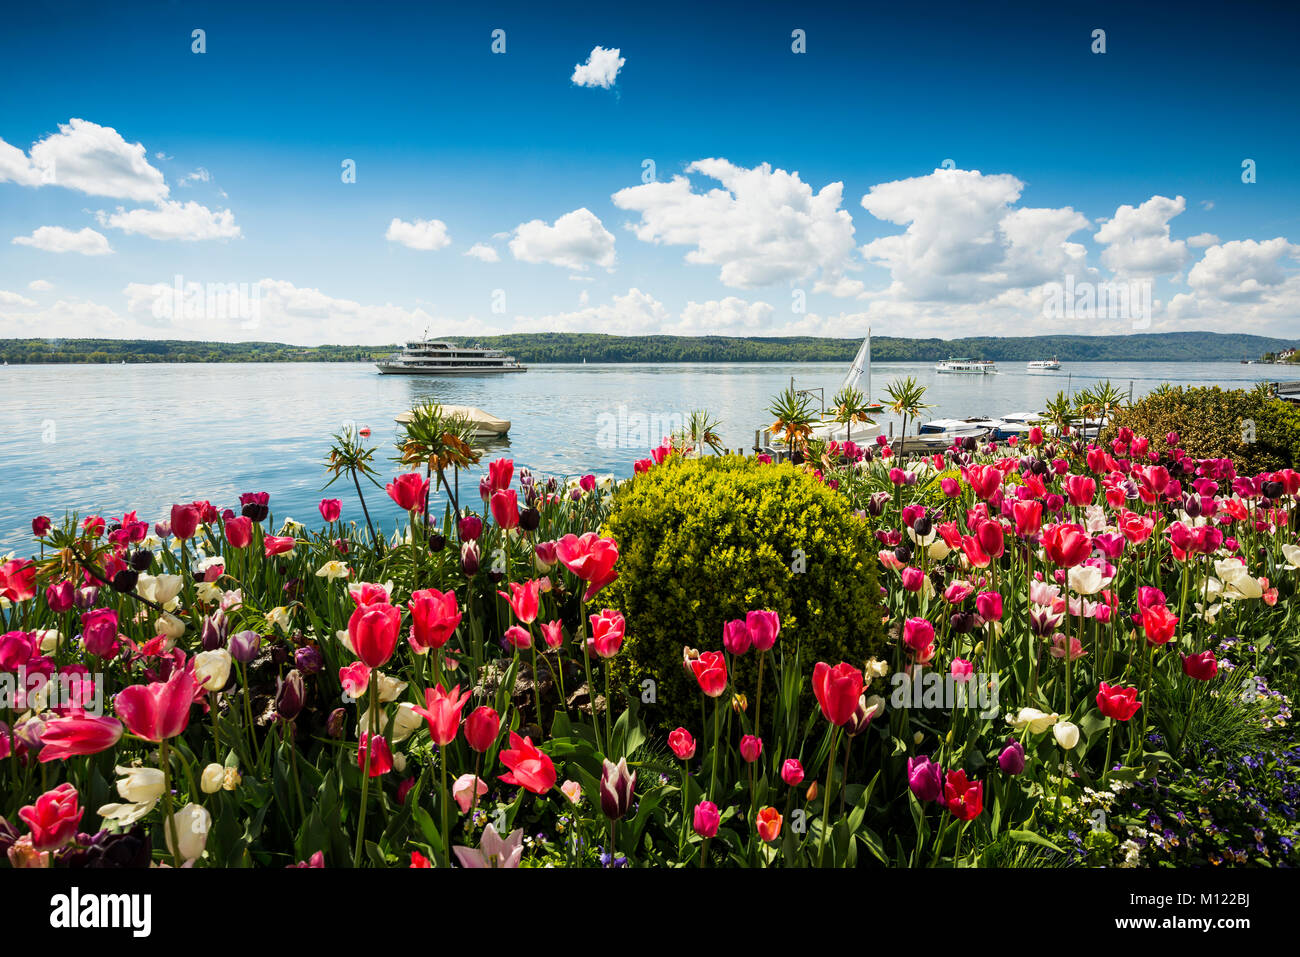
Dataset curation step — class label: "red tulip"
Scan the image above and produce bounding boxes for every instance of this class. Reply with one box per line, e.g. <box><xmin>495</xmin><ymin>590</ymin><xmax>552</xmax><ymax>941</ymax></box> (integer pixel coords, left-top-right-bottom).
<box><xmin>964</xmin><ymin>464</ymin><xmax>1001</xmax><ymax>500</ymax></box>
<box><xmin>414</xmin><ymin>683</ymin><xmax>470</xmax><ymax>746</ymax></box>
<box><xmin>690</xmin><ymin>651</ymin><xmax>728</xmax><ymax>697</ymax></box>
<box><xmin>348</xmin><ymin>602</ymin><xmax>402</xmax><ymax>667</ymax></box>
<box><xmin>319</xmin><ymin>498</ymin><xmax>342</xmax><ymax>522</ymax></box>
<box><xmin>1182</xmin><ymin>650</ymin><xmax>1218</xmax><ymax>681</ymax></box>
<box><xmin>555</xmin><ymin>532</ymin><xmax>620</xmax><ymax>602</ymax></box>
<box><xmin>224</xmin><ymin>515</ymin><xmax>252</xmax><ymax>549</ymax></box>
<box><xmin>1064</xmin><ymin>474</ymin><xmax>1096</xmax><ymax>507</ymax></box>
<box><xmin>587</xmin><ymin>609</ymin><xmax>625</xmax><ymax>658</ymax></box>
<box><xmin>504</xmin><ymin>625</ymin><xmax>532</xmax><ymax>649</ymax></box>
<box><xmin>0</xmin><ymin>559</ymin><xmax>36</xmax><ymax>603</ymax></box>
<box><xmin>408</xmin><ymin>588</ymin><xmax>462</xmax><ymax>653</ymax></box>
<box><xmin>19</xmin><ymin>783</ymin><xmax>83</xmax><ymax>852</ymax></box>
<box><xmin>812</xmin><ymin>661</ymin><xmax>864</xmax><ymax>726</ymax></box>
<box><xmin>357</xmin><ymin>732</ymin><xmax>393</xmax><ymax>776</ymax></box>
<box><xmin>80</xmin><ymin>608</ymin><xmax>120</xmax><ymax>658</ymax></box>
<box><xmin>746</xmin><ymin>609</ymin><xmax>781</xmax><ymax>651</ymax></box>
<box><xmin>498</xmin><ymin>731</ymin><xmax>556</xmax><ymax>794</ymax></box>
<box><xmin>498</xmin><ymin>580</ymin><xmax>541</xmax><ymax>625</ymax></box>
<box><xmin>1096</xmin><ymin>682</ymin><xmax>1142</xmax><ymax>721</ymax></box>
<box><xmin>944</xmin><ymin>770</ymin><xmax>983</xmax><ymax>820</ymax></box>
<box><xmin>668</xmin><ymin>727</ymin><xmax>696</xmax><ymax>760</ymax></box>
<box><xmin>976</xmin><ymin>591</ymin><xmax>1003</xmax><ymax>621</ymax></box>
<box><xmin>464</xmin><ymin>705</ymin><xmax>501</xmax><ymax>752</ymax></box>
<box><xmin>740</xmin><ymin>734</ymin><xmax>763</xmax><ymax>763</ymax></box>
<box><xmin>488</xmin><ymin>457</ymin><xmax>514</xmax><ymax>492</ymax></box>
<box><xmin>781</xmin><ymin>758</ymin><xmax>805</xmax><ymax>786</ymax></box>
<box><xmin>32</xmin><ymin>516</ymin><xmax>52</xmax><ymax>537</ymax></box>
<box><xmin>263</xmin><ymin>535</ymin><xmax>296</xmax><ymax>557</ymax></box>
<box><xmin>115</xmin><ymin>667</ymin><xmax>196</xmax><ymax>741</ymax></box>
<box><xmin>540</xmin><ymin>620</ymin><xmax>564</xmax><ymax>648</ymax></box>
<box><xmin>975</xmin><ymin>520</ymin><xmax>1005</xmax><ymax>559</ymax></box>
<box><xmin>339</xmin><ymin>662</ymin><xmax>370</xmax><ymax>700</ymax></box>
<box><xmin>722</xmin><ymin>618</ymin><xmax>751</xmax><ymax>655</ymax></box>
<box><xmin>170</xmin><ymin>503</ymin><xmax>200</xmax><ymax>540</ymax></box>
<box><xmin>756</xmin><ymin>806</ymin><xmax>783</xmax><ymax>842</ymax></box>
<box><xmin>37</xmin><ymin>715</ymin><xmax>123</xmax><ymax>763</ymax></box>
<box><xmin>1041</xmin><ymin>522</ymin><xmax>1092</xmax><ymax>567</ymax></box>
<box><xmin>386</xmin><ymin>472</ymin><xmax>428</xmax><ymax>513</ymax></box>
<box><xmin>1141</xmin><ymin>604</ymin><xmax>1178</xmax><ymax>646</ymax></box>
<box><xmin>1012</xmin><ymin>500</ymin><xmax>1043</xmax><ymax>537</ymax></box>
<box><xmin>489</xmin><ymin>489</ymin><xmax>519</xmax><ymax>530</ymax></box>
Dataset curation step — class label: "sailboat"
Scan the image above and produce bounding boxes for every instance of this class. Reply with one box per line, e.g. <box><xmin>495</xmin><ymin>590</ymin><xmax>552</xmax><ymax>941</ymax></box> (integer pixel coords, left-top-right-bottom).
<box><xmin>808</xmin><ymin>329</ymin><xmax>883</xmax><ymax>445</ymax></box>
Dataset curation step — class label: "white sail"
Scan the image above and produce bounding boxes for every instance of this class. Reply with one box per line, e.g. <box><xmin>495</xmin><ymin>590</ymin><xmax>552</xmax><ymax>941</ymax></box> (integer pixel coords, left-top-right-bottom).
<box><xmin>840</xmin><ymin>328</ymin><xmax>871</xmax><ymax>397</ymax></box>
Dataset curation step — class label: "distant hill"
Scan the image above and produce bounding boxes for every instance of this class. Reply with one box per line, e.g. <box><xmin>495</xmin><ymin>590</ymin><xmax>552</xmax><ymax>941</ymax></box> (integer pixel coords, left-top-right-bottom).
<box><xmin>0</xmin><ymin>331</ymin><xmax>1294</xmax><ymax>365</ymax></box>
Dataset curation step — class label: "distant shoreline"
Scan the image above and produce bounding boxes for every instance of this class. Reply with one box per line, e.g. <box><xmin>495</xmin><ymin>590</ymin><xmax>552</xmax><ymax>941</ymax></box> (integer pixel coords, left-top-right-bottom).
<box><xmin>1</xmin><ymin>331</ymin><xmax>1296</xmax><ymax>366</ymax></box>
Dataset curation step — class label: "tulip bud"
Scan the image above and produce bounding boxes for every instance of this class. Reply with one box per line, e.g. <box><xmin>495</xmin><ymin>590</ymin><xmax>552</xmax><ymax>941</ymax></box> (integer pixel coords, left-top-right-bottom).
<box><xmin>428</xmin><ymin>532</ymin><xmax>446</xmax><ymax>553</ymax></box>
<box><xmin>461</xmin><ymin>541</ymin><xmax>480</xmax><ymax>575</ymax></box>
<box><xmin>326</xmin><ymin>707</ymin><xmax>347</xmax><ymax>739</ymax></box>
<box><xmin>805</xmin><ymin>781</ymin><xmax>819</xmax><ymax>802</ymax></box>
<box><xmin>275</xmin><ymin>670</ymin><xmax>305</xmax><ymax>721</ymax></box>
<box><xmin>73</xmin><ymin>586</ymin><xmax>99</xmax><ymax>610</ymax></box>
<box><xmin>229</xmin><ymin>630</ymin><xmax>261</xmax><ymax>664</ymax></box>
<box><xmin>998</xmin><ymin>739</ymin><xmax>1026</xmax><ymax>775</ymax></box>
<box><xmin>199</xmin><ymin>610</ymin><xmax>228</xmax><ymax>651</ymax></box>
<box><xmin>111</xmin><ymin>569</ymin><xmax>139</xmax><ymax>593</ymax></box>
<box><xmin>692</xmin><ymin>800</ymin><xmax>720</xmax><ymax>838</ymax></box>
<box><xmin>130</xmin><ymin>549</ymin><xmax>154</xmax><ymax>572</ymax></box>
<box><xmin>201</xmin><ymin>763</ymin><xmax>225</xmax><ymax>794</ymax></box>
<box><xmin>599</xmin><ymin>757</ymin><xmax>637</xmax><ymax>821</ymax></box>
<box><xmin>1053</xmin><ymin>720</ymin><xmax>1080</xmax><ymax>750</ymax></box>
<box><xmin>519</xmin><ymin>507</ymin><xmax>540</xmax><ymax>532</ymax></box>
<box><xmin>164</xmin><ymin>803</ymin><xmax>211</xmax><ymax>863</ymax></box>
<box><xmin>295</xmin><ymin>645</ymin><xmax>324</xmax><ymax>675</ymax></box>
<box><xmin>731</xmin><ymin>692</ymin><xmax>748</xmax><ymax>714</ymax></box>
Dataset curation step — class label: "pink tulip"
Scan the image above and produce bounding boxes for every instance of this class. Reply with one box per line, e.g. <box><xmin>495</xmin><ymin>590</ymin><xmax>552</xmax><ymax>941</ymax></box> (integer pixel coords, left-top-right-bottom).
<box><xmin>115</xmin><ymin>667</ymin><xmax>197</xmax><ymax>741</ymax></box>
<box><xmin>36</xmin><ymin>715</ymin><xmax>123</xmax><ymax>763</ymax></box>
<box><xmin>347</xmin><ymin>602</ymin><xmax>402</xmax><ymax>667</ymax></box>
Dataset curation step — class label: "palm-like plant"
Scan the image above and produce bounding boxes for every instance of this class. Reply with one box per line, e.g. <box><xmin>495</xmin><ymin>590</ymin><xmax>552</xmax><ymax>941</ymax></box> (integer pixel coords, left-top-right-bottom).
<box><xmin>674</xmin><ymin>409</ymin><xmax>724</xmax><ymax>456</ymax></box>
<box><xmin>1074</xmin><ymin>380</ymin><xmax>1128</xmax><ymax>440</ymax></box>
<box><xmin>324</xmin><ymin>428</ymin><xmax>383</xmax><ymax>544</ymax></box>
<box><xmin>395</xmin><ymin>400</ymin><xmax>482</xmax><ymax>520</ymax></box>
<box><xmin>831</xmin><ymin>385</ymin><xmax>875</xmax><ymax>445</ymax></box>
<box><xmin>882</xmin><ymin>376</ymin><xmax>932</xmax><ymax>454</ymax></box>
<box><xmin>766</xmin><ymin>385</ymin><xmax>816</xmax><ymax>460</ymax></box>
<box><xmin>1044</xmin><ymin>390</ymin><xmax>1076</xmax><ymax>439</ymax></box>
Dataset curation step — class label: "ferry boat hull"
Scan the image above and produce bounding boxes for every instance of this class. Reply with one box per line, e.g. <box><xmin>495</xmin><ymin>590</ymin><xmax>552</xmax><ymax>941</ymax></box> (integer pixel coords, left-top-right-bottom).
<box><xmin>376</xmin><ymin>335</ymin><xmax>527</xmax><ymax>375</ymax></box>
<box><xmin>375</xmin><ymin>363</ymin><xmax>527</xmax><ymax>375</ymax></box>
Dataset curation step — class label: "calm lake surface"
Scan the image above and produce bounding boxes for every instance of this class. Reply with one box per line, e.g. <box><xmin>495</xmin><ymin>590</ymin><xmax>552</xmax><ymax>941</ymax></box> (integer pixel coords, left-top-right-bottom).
<box><xmin>0</xmin><ymin>360</ymin><xmax>1280</xmax><ymax>550</ymax></box>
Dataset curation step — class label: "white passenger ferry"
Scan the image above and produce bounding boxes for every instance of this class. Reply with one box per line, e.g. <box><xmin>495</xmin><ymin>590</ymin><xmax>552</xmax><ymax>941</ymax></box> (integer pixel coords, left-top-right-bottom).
<box><xmin>935</xmin><ymin>357</ymin><xmax>998</xmax><ymax>375</ymax></box>
<box><xmin>376</xmin><ymin>337</ymin><xmax>526</xmax><ymax>375</ymax></box>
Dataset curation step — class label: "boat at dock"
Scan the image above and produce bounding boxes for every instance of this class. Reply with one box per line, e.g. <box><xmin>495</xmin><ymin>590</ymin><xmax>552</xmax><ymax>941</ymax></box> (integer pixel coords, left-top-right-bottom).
<box><xmin>394</xmin><ymin>404</ymin><xmax>511</xmax><ymax>438</ymax></box>
<box><xmin>376</xmin><ymin>336</ymin><xmax>526</xmax><ymax>375</ymax></box>
<box><xmin>935</xmin><ymin>357</ymin><xmax>998</xmax><ymax>374</ymax></box>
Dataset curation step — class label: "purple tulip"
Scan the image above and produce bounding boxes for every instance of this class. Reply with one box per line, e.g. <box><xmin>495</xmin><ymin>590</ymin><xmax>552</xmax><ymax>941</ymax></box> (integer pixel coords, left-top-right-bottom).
<box><xmin>998</xmin><ymin>739</ymin><xmax>1026</xmax><ymax>776</ymax></box>
<box><xmin>907</xmin><ymin>754</ymin><xmax>944</xmax><ymax>803</ymax></box>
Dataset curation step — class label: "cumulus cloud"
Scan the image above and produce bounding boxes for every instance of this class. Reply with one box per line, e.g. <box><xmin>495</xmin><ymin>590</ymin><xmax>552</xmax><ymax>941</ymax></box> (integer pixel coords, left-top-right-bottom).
<box><xmin>670</xmin><ymin>296</ymin><xmax>775</xmax><ymax>334</ymax></box>
<box><xmin>1187</xmin><ymin>232</ymin><xmax>1219</xmax><ymax>248</ymax></box>
<box><xmin>510</xmin><ymin>288</ymin><xmax>667</xmax><ymax>334</ymax></box>
<box><xmin>1187</xmin><ymin>238</ymin><xmax>1299</xmax><ymax>302</ymax></box>
<box><xmin>1093</xmin><ymin>195</ymin><xmax>1190</xmax><ymax>276</ymax></box>
<box><xmin>0</xmin><ymin>297</ymin><xmax>129</xmax><ymax>338</ymax></box>
<box><xmin>97</xmin><ymin>200</ymin><xmax>241</xmax><ymax>241</ymax></box>
<box><xmin>464</xmin><ymin>243</ymin><xmax>500</xmax><ymax>262</ymax></box>
<box><xmin>28</xmin><ymin>279</ymin><xmax>53</xmax><ymax>291</ymax></box>
<box><xmin>571</xmin><ymin>46</ymin><xmax>625</xmax><ymax>89</ymax></box>
<box><xmin>509</xmin><ymin>207</ymin><xmax>615</xmax><ymax>271</ymax></box>
<box><xmin>12</xmin><ymin>225</ymin><xmax>112</xmax><ymax>255</ymax></box>
<box><xmin>1</xmin><ymin>118</ymin><xmax>169</xmax><ymax>202</ymax></box>
<box><xmin>385</xmin><ymin>217</ymin><xmax>451</xmax><ymax>251</ymax></box>
<box><xmin>613</xmin><ymin>159</ymin><xmax>857</xmax><ymax>288</ymax></box>
<box><xmin>0</xmin><ymin>289</ymin><xmax>37</xmax><ymax>307</ymax></box>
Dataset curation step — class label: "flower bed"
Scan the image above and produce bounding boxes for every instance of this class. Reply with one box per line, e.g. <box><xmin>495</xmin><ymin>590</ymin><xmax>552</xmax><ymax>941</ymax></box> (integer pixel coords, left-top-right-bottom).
<box><xmin>0</xmin><ymin>423</ymin><xmax>1297</xmax><ymax>868</ymax></box>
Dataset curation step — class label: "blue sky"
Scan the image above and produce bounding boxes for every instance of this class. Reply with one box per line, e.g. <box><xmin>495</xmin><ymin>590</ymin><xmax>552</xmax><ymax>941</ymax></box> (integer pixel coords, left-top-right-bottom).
<box><xmin>2</xmin><ymin>0</ymin><xmax>1298</xmax><ymax>343</ymax></box>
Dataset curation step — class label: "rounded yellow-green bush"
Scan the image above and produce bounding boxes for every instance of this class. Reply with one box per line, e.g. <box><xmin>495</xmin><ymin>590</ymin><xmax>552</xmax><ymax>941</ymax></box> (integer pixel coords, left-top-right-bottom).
<box><xmin>604</xmin><ymin>454</ymin><xmax>887</xmax><ymax>731</ymax></box>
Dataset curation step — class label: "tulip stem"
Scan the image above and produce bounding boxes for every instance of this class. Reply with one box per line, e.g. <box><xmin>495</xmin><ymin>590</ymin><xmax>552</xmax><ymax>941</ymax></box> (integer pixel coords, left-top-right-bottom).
<box><xmin>439</xmin><ymin>744</ymin><xmax>450</xmax><ymax>869</ymax></box>
<box><xmin>709</xmin><ymin>697</ymin><xmax>722</xmax><ymax>802</ymax></box>
<box><xmin>816</xmin><ymin>726</ymin><xmax>840</xmax><ymax>868</ymax></box>
<box><xmin>160</xmin><ymin>738</ymin><xmax>181</xmax><ymax>868</ymax></box>
<box><xmin>1102</xmin><ymin>719</ymin><xmax>1116</xmax><ymax>786</ymax></box>
<box><xmin>352</xmin><ymin>673</ymin><xmax>377</xmax><ymax>868</ymax></box>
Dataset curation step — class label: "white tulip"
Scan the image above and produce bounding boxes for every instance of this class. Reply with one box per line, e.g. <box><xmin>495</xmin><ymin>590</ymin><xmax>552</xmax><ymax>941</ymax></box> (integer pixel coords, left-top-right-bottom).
<box><xmin>115</xmin><ymin>765</ymin><xmax>166</xmax><ymax>803</ymax></box>
<box><xmin>165</xmin><ymin>803</ymin><xmax>211</xmax><ymax>863</ymax></box>
<box><xmin>1006</xmin><ymin>707</ymin><xmax>1059</xmax><ymax>734</ymax></box>
<box><xmin>155</xmin><ymin>613</ymin><xmax>186</xmax><ymax>640</ymax></box>
<box><xmin>1054</xmin><ymin>721</ymin><xmax>1080</xmax><ymax>750</ymax></box>
<box><xmin>201</xmin><ymin>763</ymin><xmax>225</xmax><ymax>794</ymax></box>
<box><xmin>194</xmin><ymin>649</ymin><xmax>232</xmax><ymax>693</ymax></box>
<box><xmin>1067</xmin><ymin>564</ymin><xmax>1105</xmax><ymax>596</ymax></box>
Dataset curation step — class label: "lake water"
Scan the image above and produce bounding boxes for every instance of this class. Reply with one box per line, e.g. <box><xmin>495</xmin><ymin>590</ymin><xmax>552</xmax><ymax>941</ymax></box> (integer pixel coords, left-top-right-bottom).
<box><xmin>0</xmin><ymin>360</ymin><xmax>1279</xmax><ymax>550</ymax></box>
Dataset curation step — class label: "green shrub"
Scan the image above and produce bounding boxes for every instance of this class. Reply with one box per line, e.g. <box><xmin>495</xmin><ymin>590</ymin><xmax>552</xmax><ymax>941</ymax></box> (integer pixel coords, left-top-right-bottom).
<box><xmin>1100</xmin><ymin>384</ymin><xmax>1300</xmax><ymax>471</ymax></box>
<box><xmin>604</xmin><ymin>454</ymin><xmax>888</xmax><ymax>731</ymax></box>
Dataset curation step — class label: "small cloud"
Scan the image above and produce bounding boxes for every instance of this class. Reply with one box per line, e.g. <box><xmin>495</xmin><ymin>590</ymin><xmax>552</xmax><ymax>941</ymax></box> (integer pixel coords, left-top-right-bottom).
<box><xmin>1187</xmin><ymin>232</ymin><xmax>1220</xmax><ymax>248</ymax></box>
<box><xmin>464</xmin><ymin>243</ymin><xmax>500</xmax><ymax>263</ymax></box>
<box><xmin>1200</xmin><ymin>199</ymin><xmax>1215</xmax><ymax>211</ymax></box>
<box><xmin>154</xmin><ymin>151</ymin><xmax>173</xmax><ymax>161</ymax></box>
<box><xmin>178</xmin><ymin>167</ymin><xmax>211</xmax><ymax>187</ymax></box>
<box><xmin>28</xmin><ymin>279</ymin><xmax>53</xmax><ymax>291</ymax></box>
<box><xmin>571</xmin><ymin>46</ymin><xmax>625</xmax><ymax>89</ymax></box>
<box><xmin>0</xmin><ymin>289</ymin><xmax>37</xmax><ymax>307</ymax></box>
<box><xmin>12</xmin><ymin>225</ymin><xmax>113</xmax><ymax>256</ymax></box>
<box><xmin>385</xmin><ymin>217</ymin><xmax>451</xmax><ymax>251</ymax></box>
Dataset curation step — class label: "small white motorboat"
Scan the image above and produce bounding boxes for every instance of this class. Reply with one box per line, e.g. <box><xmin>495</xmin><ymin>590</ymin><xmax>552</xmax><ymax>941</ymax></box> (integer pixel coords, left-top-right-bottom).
<box><xmin>394</xmin><ymin>404</ymin><xmax>511</xmax><ymax>438</ymax></box>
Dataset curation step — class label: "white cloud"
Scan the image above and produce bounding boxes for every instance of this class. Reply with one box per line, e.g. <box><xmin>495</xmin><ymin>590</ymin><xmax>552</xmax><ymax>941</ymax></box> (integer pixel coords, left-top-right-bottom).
<box><xmin>1093</xmin><ymin>195</ymin><xmax>1189</xmax><ymax>276</ymax></box>
<box><xmin>1187</xmin><ymin>232</ymin><xmax>1219</xmax><ymax>248</ymax></box>
<box><xmin>179</xmin><ymin>167</ymin><xmax>211</xmax><ymax>186</ymax></box>
<box><xmin>385</xmin><ymin>217</ymin><xmax>451</xmax><ymax>251</ymax></box>
<box><xmin>464</xmin><ymin>243</ymin><xmax>500</xmax><ymax>262</ymax></box>
<box><xmin>571</xmin><ymin>46</ymin><xmax>625</xmax><ymax>89</ymax></box>
<box><xmin>613</xmin><ymin>158</ymin><xmax>857</xmax><ymax>288</ymax></box>
<box><xmin>0</xmin><ymin>289</ymin><xmax>37</xmax><ymax>307</ymax></box>
<box><xmin>671</xmin><ymin>296</ymin><xmax>775</xmax><ymax>334</ymax></box>
<box><xmin>3</xmin><ymin>118</ymin><xmax>170</xmax><ymax>202</ymax></box>
<box><xmin>28</xmin><ymin>279</ymin><xmax>53</xmax><ymax>292</ymax></box>
<box><xmin>509</xmin><ymin>207</ymin><xmax>615</xmax><ymax>271</ymax></box>
<box><xmin>0</xmin><ymin>297</ymin><xmax>129</xmax><ymax>337</ymax></box>
<box><xmin>511</xmin><ymin>288</ymin><xmax>667</xmax><ymax>334</ymax></box>
<box><xmin>1187</xmin><ymin>238</ymin><xmax>1299</xmax><ymax>302</ymax></box>
<box><xmin>12</xmin><ymin>226</ymin><xmax>112</xmax><ymax>255</ymax></box>
<box><xmin>857</xmin><ymin>168</ymin><xmax>1092</xmax><ymax>302</ymax></box>
<box><xmin>97</xmin><ymin>200</ymin><xmax>241</xmax><ymax>241</ymax></box>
